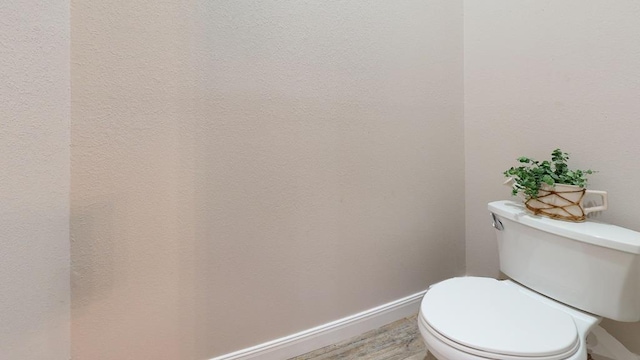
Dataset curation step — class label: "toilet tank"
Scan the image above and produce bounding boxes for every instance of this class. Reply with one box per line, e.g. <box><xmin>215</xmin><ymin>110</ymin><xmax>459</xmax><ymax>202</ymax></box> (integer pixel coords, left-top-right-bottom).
<box><xmin>488</xmin><ymin>200</ymin><xmax>640</xmax><ymax>322</ymax></box>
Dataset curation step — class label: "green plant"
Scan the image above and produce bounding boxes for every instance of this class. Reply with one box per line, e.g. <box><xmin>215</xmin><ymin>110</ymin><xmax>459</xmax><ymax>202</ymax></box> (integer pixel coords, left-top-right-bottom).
<box><xmin>503</xmin><ymin>149</ymin><xmax>594</xmax><ymax>199</ymax></box>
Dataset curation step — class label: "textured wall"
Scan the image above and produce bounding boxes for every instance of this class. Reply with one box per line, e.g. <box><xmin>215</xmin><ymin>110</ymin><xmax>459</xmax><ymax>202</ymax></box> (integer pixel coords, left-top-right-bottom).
<box><xmin>71</xmin><ymin>1</ymin><xmax>464</xmax><ymax>359</ymax></box>
<box><xmin>0</xmin><ymin>0</ymin><xmax>70</xmax><ymax>359</ymax></box>
<box><xmin>464</xmin><ymin>0</ymin><xmax>640</xmax><ymax>352</ymax></box>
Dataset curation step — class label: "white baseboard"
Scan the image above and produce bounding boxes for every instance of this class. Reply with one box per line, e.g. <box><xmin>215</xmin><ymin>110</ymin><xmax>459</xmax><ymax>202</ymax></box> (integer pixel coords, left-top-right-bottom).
<box><xmin>210</xmin><ymin>289</ymin><xmax>427</xmax><ymax>360</ymax></box>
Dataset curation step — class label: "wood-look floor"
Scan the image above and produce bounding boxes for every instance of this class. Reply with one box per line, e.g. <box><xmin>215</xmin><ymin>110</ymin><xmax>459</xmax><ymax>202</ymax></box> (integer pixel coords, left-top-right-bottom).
<box><xmin>289</xmin><ymin>316</ymin><xmax>599</xmax><ymax>360</ymax></box>
<box><xmin>289</xmin><ymin>315</ymin><xmax>436</xmax><ymax>360</ymax></box>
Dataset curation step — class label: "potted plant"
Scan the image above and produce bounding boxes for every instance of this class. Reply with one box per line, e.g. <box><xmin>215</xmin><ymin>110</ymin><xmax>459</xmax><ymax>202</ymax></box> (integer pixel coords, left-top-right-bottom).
<box><xmin>503</xmin><ymin>149</ymin><xmax>607</xmax><ymax>222</ymax></box>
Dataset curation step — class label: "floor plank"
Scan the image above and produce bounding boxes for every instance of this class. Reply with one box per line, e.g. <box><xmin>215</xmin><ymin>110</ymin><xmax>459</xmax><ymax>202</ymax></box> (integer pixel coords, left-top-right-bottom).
<box><xmin>289</xmin><ymin>315</ymin><xmax>436</xmax><ymax>360</ymax></box>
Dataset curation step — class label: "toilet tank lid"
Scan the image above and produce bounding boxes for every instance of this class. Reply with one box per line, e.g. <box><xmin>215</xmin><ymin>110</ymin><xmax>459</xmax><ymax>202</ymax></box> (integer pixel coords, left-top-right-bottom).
<box><xmin>488</xmin><ymin>200</ymin><xmax>640</xmax><ymax>255</ymax></box>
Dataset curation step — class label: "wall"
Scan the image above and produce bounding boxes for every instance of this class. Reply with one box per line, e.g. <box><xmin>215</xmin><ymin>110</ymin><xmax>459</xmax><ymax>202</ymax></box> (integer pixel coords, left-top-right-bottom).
<box><xmin>0</xmin><ymin>0</ymin><xmax>71</xmax><ymax>359</ymax></box>
<box><xmin>70</xmin><ymin>1</ymin><xmax>464</xmax><ymax>359</ymax></box>
<box><xmin>464</xmin><ymin>0</ymin><xmax>640</xmax><ymax>353</ymax></box>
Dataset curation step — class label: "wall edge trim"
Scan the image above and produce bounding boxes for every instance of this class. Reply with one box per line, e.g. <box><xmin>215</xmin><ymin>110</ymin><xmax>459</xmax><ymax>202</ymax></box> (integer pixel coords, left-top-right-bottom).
<box><xmin>210</xmin><ymin>289</ymin><xmax>428</xmax><ymax>360</ymax></box>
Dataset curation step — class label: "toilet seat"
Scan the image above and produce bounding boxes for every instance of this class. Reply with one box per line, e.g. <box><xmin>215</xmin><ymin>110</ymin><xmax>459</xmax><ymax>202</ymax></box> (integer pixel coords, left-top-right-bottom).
<box><xmin>419</xmin><ymin>277</ymin><xmax>581</xmax><ymax>359</ymax></box>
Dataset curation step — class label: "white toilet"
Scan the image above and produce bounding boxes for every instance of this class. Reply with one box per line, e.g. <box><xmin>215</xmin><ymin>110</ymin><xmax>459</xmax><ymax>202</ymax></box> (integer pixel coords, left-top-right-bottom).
<box><xmin>418</xmin><ymin>200</ymin><xmax>640</xmax><ymax>360</ymax></box>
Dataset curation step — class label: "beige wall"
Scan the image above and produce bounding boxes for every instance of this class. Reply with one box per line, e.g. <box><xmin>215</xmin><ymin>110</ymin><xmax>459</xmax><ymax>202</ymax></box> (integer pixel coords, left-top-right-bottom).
<box><xmin>0</xmin><ymin>0</ymin><xmax>70</xmax><ymax>359</ymax></box>
<box><xmin>4</xmin><ymin>1</ymin><xmax>638</xmax><ymax>358</ymax></box>
<box><xmin>71</xmin><ymin>1</ymin><xmax>464</xmax><ymax>359</ymax></box>
<box><xmin>464</xmin><ymin>0</ymin><xmax>640</xmax><ymax>353</ymax></box>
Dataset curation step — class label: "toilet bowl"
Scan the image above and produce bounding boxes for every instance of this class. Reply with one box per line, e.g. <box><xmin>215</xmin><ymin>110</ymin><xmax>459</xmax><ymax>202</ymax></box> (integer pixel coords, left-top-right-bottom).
<box><xmin>417</xmin><ymin>200</ymin><xmax>640</xmax><ymax>360</ymax></box>
<box><xmin>418</xmin><ymin>277</ymin><xmax>599</xmax><ymax>360</ymax></box>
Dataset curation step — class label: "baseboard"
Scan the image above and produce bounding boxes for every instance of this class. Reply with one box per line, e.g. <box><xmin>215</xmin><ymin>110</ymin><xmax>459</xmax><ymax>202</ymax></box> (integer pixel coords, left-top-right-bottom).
<box><xmin>210</xmin><ymin>289</ymin><xmax>427</xmax><ymax>360</ymax></box>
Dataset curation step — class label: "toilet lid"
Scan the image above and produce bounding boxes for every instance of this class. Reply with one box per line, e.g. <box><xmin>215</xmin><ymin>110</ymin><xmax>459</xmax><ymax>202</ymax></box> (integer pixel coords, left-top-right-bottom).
<box><xmin>421</xmin><ymin>277</ymin><xmax>578</xmax><ymax>358</ymax></box>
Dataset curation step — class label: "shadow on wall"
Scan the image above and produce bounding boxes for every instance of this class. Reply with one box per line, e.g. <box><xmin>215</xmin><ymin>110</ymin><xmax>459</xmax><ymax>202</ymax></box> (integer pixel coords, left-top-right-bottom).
<box><xmin>71</xmin><ymin>198</ymin><xmax>116</xmax><ymax>310</ymax></box>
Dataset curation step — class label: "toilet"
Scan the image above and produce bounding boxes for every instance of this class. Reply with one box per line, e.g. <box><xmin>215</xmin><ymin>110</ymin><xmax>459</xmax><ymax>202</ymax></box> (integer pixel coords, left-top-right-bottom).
<box><xmin>418</xmin><ymin>200</ymin><xmax>640</xmax><ymax>360</ymax></box>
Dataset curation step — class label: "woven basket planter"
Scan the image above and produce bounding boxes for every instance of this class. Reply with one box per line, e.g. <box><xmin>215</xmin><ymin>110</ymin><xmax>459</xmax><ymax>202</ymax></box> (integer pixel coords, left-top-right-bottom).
<box><xmin>524</xmin><ymin>184</ymin><xmax>607</xmax><ymax>222</ymax></box>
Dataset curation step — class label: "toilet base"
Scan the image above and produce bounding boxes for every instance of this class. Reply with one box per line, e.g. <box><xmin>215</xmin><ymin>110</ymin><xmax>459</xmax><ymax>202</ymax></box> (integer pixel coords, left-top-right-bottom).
<box><xmin>586</xmin><ymin>325</ymin><xmax>640</xmax><ymax>360</ymax></box>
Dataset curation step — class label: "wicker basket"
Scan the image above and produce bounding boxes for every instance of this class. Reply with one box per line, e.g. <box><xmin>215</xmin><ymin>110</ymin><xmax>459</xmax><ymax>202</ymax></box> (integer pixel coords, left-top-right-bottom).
<box><xmin>525</xmin><ymin>184</ymin><xmax>588</xmax><ymax>222</ymax></box>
